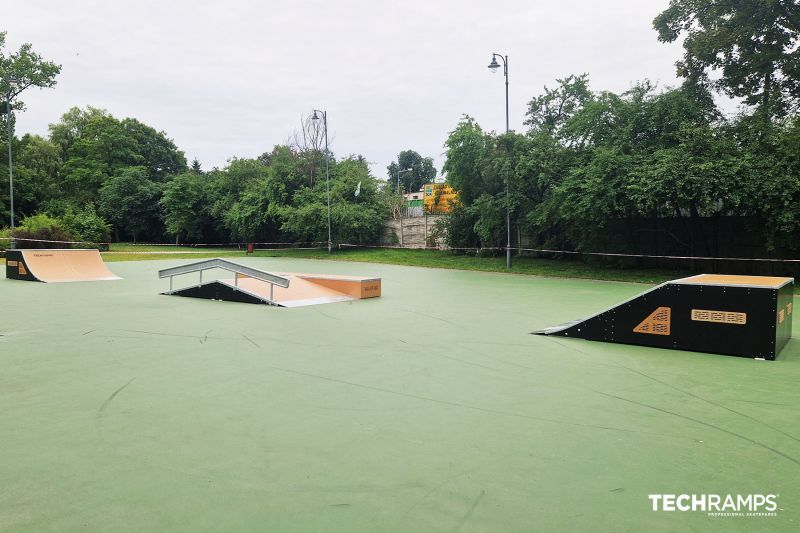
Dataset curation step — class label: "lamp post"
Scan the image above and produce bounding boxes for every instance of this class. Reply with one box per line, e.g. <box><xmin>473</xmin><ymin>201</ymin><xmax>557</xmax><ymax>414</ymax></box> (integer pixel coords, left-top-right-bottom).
<box><xmin>395</xmin><ymin>167</ymin><xmax>412</xmax><ymax>248</ymax></box>
<box><xmin>396</xmin><ymin>167</ymin><xmax>412</xmax><ymax>193</ymax></box>
<box><xmin>487</xmin><ymin>53</ymin><xmax>511</xmax><ymax>269</ymax></box>
<box><xmin>311</xmin><ymin>109</ymin><xmax>331</xmax><ymax>255</ymax></box>
<box><xmin>5</xmin><ymin>74</ymin><xmax>18</xmax><ymax>249</ymax></box>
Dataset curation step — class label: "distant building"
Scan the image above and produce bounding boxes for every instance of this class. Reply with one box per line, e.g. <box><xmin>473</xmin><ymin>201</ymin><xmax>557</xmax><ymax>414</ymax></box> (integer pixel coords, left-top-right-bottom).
<box><xmin>423</xmin><ymin>182</ymin><xmax>458</xmax><ymax>213</ymax></box>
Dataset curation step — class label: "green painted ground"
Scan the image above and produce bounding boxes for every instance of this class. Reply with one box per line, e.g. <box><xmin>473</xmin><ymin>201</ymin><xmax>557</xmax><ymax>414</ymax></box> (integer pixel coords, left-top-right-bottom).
<box><xmin>1</xmin><ymin>258</ymin><xmax>799</xmax><ymax>532</ymax></box>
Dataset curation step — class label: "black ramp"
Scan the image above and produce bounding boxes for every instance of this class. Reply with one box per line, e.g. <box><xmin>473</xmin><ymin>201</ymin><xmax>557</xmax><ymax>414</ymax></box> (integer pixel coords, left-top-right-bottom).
<box><xmin>536</xmin><ymin>275</ymin><xmax>794</xmax><ymax>360</ymax></box>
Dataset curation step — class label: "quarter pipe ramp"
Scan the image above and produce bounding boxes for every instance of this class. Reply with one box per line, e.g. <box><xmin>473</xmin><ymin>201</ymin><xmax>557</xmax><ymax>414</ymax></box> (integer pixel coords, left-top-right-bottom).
<box><xmin>5</xmin><ymin>249</ymin><xmax>121</xmax><ymax>283</ymax></box>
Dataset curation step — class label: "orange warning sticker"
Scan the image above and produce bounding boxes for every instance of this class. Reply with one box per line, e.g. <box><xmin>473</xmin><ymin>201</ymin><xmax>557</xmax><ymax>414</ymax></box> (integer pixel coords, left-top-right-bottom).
<box><xmin>18</xmin><ymin>263</ymin><xmax>27</xmax><ymax>275</ymax></box>
<box><xmin>633</xmin><ymin>307</ymin><xmax>671</xmax><ymax>336</ymax></box>
<box><xmin>691</xmin><ymin>309</ymin><xmax>747</xmax><ymax>325</ymax></box>
<box><xmin>779</xmin><ymin>309</ymin><xmax>785</xmax><ymax>323</ymax></box>
<box><xmin>788</xmin><ymin>303</ymin><xmax>793</xmax><ymax>315</ymax></box>
<box><xmin>7</xmin><ymin>260</ymin><xmax>17</xmax><ymax>267</ymax></box>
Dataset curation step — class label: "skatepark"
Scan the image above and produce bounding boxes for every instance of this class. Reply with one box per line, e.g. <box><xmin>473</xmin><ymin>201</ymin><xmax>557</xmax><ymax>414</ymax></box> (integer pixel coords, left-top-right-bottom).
<box><xmin>2</xmin><ymin>255</ymin><xmax>799</xmax><ymax>532</ymax></box>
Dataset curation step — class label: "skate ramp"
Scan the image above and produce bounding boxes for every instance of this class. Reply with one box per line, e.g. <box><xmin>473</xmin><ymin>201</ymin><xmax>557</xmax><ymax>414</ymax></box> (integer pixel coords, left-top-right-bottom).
<box><xmin>159</xmin><ymin>259</ymin><xmax>381</xmax><ymax>308</ymax></box>
<box><xmin>536</xmin><ymin>274</ymin><xmax>793</xmax><ymax>360</ymax></box>
<box><xmin>5</xmin><ymin>249</ymin><xmax>121</xmax><ymax>283</ymax></box>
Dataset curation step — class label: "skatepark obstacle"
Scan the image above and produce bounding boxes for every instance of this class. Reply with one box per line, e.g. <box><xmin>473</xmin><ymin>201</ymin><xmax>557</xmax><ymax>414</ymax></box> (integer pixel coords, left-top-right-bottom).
<box><xmin>536</xmin><ymin>274</ymin><xmax>794</xmax><ymax>360</ymax></box>
<box><xmin>4</xmin><ymin>249</ymin><xmax>121</xmax><ymax>283</ymax></box>
<box><xmin>158</xmin><ymin>258</ymin><xmax>381</xmax><ymax>307</ymax></box>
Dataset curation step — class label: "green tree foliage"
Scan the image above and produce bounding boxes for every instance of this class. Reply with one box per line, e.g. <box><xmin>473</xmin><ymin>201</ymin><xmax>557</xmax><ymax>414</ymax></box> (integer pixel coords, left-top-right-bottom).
<box><xmin>61</xmin><ymin>204</ymin><xmax>112</xmax><ymax>243</ymax></box>
<box><xmin>386</xmin><ymin>149</ymin><xmax>437</xmax><ymax>193</ymax></box>
<box><xmin>12</xmin><ymin>213</ymin><xmax>73</xmax><ymax>248</ymax></box>
<box><xmin>0</xmin><ymin>31</ymin><xmax>61</xmax><ymax>112</ymax></box>
<box><xmin>50</xmin><ymin>107</ymin><xmax>186</xmax><ymax>204</ymax></box>
<box><xmin>282</xmin><ymin>156</ymin><xmax>386</xmax><ymax>244</ymax></box>
<box><xmin>13</xmin><ymin>135</ymin><xmax>62</xmax><ymax>216</ymax></box>
<box><xmin>1</xmin><ymin>32</ymin><xmax>61</xmax><ymax>230</ymax></box>
<box><xmin>161</xmin><ymin>172</ymin><xmax>209</xmax><ymax>244</ymax></box>
<box><xmin>653</xmin><ymin>0</ymin><xmax>800</xmax><ymax>119</ymax></box>
<box><xmin>98</xmin><ymin>167</ymin><xmax>163</xmax><ymax>242</ymax></box>
<box><xmin>444</xmin><ymin>74</ymin><xmax>800</xmax><ymax>255</ymax></box>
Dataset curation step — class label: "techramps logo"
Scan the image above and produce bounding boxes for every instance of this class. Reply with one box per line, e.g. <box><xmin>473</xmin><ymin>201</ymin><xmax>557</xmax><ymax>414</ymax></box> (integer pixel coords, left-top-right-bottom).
<box><xmin>648</xmin><ymin>494</ymin><xmax>780</xmax><ymax>518</ymax></box>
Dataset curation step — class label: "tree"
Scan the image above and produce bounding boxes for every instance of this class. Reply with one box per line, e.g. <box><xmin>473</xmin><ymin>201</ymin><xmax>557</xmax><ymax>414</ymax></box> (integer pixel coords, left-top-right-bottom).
<box><xmin>12</xmin><ymin>134</ymin><xmax>62</xmax><ymax>217</ymax></box>
<box><xmin>119</xmin><ymin>117</ymin><xmax>187</xmax><ymax>180</ymax></box>
<box><xmin>48</xmin><ymin>106</ymin><xmax>108</xmax><ymax>158</ymax></box>
<box><xmin>288</xmin><ymin>113</ymin><xmax>326</xmax><ymax>186</ymax></box>
<box><xmin>51</xmin><ymin>109</ymin><xmax>186</xmax><ymax>204</ymax></box>
<box><xmin>61</xmin><ymin>204</ymin><xmax>112</xmax><ymax>243</ymax></box>
<box><xmin>161</xmin><ymin>172</ymin><xmax>208</xmax><ymax>244</ymax></box>
<box><xmin>654</xmin><ymin>0</ymin><xmax>800</xmax><ymax>119</ymax></box>
<box><xmin>525</xmin><ymin>74</ymin><xmax>592</xmax><ymax>136</ymax></box>
<box><xmin>1</xmin><ymin>32</ymin><xmax>60</xmax><ymax>230</ymax></box>
<box><xmin>0</xmin><ymin>31</ymin><xmax>61</xmax><ymax>112</ymax></box>
<box><xmin>442</xmin><ymin>116</ymin><xmax>491</xmax><ymax>205</ymax></box>
<box><xmin>386</xmin><ymin>149</ymin><xmax>436</xmax><ymax>192</ymax></box>
<box><xmin>282</xmin><ymin>156</ymin><xmax>386</xmax><ymax>244</ymax></box>
<box><xmin>98</xmin><ymin>167</ymin><xmax>162</xmax><ymax>242</ymax></box>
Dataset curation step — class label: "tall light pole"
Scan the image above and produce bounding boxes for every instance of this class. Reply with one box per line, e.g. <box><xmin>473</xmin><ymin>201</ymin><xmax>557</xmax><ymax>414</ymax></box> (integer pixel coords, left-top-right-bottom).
<box><xmin>488</xmin><ymin>53</ymin><xmax>511</xmax><ymax>269</ymax></box>
<box><xmin>311</xmin><ymin>109</ymin><xmax>331</xmax><ymax>255</ymax></box>
<box><xmin>5</xmin><ymin>75</ymin><xmax>18</xmax><ymax>249</ymax></box>
<box><xmin>396</xmin><ymin>167</ymin><xmax>412</xmax><ymax>193</ymax></box>
<box><xmin>395</xmin><ymin>167</ymin><xmax>412</xmax><ymax>249</ymax></box>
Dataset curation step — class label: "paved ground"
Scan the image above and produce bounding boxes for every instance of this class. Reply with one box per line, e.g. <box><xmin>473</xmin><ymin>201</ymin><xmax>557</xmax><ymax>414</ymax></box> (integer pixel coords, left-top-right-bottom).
<box><xmin>2</xmin><ymin>258</ymin><xmax>799</xmax><ymax>532</ymax></box>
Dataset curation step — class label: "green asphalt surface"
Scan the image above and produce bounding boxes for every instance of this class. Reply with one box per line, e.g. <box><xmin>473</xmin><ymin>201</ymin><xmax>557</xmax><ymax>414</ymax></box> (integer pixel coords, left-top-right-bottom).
<box><xmin>2</xmin><ymin>258</ymin><xmax>799</xmax><ymax>532</ymax></box>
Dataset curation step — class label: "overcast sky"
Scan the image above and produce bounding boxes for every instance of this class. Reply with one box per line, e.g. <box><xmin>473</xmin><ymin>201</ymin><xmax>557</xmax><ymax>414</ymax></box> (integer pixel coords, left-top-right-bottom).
<box><xmin>6</xmin><ymin>0</ymin><xmax>687</xmax><ymax>180</ymax></box>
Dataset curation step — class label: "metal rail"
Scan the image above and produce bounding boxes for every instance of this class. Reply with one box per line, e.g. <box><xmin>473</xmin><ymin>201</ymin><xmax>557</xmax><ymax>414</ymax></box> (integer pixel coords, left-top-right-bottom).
<box><xmin>158</xmin><ymin>258</ymin><xmax>291</xmax><ymax>290</ymax></box>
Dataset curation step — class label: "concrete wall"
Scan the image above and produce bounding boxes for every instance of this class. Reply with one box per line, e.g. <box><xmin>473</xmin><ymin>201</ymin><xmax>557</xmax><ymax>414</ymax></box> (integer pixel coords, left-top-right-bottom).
<box><xmin>383</xmin><ymin>214</ymin><xmax>446</xmax><ymax>248</ymax></box>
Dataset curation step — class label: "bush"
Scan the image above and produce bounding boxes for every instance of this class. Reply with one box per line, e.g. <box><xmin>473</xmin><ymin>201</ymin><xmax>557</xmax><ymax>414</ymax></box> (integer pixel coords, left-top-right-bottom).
<box><xmin>13</xmin><ymin>213</ymin><xmax>75</xmax><ymax>249</ymax></box>
<box><xmin>61</xmin><ymin>204</ymin><xmax>112</xmax><ymax>244</ymax></box>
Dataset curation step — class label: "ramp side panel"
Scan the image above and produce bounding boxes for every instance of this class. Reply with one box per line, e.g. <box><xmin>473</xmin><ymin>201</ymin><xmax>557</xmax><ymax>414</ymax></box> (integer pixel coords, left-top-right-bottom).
<box><xmin>4</xmin><ymin>250</ymin><xmax>40</xmax><ymax>281</ymax></box>
<box><xmin>537</xmin><ymin>281</ymin><xmax>669</xmax><ymax>337</ymax></box>
<box><xmin>298</xmin><ymin>276</ymin><xmax>382</xmax><ymax>299</ymax></box>
<box><xmin>776</xmin><ymin>281</ymin><xmax>794</xmax><ymax>356</ymax></box>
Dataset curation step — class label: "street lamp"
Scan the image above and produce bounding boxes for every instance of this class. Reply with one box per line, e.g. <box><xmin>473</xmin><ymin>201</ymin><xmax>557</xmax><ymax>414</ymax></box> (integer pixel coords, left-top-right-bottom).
<box><xmin>311</xmin><ymin>109</ymin><xmax>332</xmax><ymax>255</ymax></box>
<box><xmin>395</xmin><ymin>167</ymin><xmax>413</xmax><ymax>248</ymax></box>
<box><xmin>396</xmin><ymin>167</ymin><xmax>412</xmax><ymax>193</ymax></box>
<box><xmin>5</xmin><ymin>74</ymin><xmax>19</xmax><ymax>249</ymax></box>
<box><xmin>487</xmin><ymin>53</ymin><xmax>511</xmax><ymax>269</ymax></box>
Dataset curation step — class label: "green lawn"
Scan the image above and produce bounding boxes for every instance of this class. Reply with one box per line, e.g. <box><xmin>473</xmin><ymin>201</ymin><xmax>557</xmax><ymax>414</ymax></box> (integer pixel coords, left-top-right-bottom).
<box><xmin>99</xmin><ymin>244</ymin><xmax>691</xmax><ymax>285</ymax></box>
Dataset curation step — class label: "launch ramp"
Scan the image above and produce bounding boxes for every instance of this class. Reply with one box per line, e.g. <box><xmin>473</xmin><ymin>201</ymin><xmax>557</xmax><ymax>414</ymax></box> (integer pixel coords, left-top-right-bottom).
<box><xmin>536</xmin><ymin>274</ymin><xmax>794</xmax><ymax>360</ymax></box>
<box><xmin>159</xmin><ymin>259</ymin><xmax>381</xmax><ymax>307</ymax></box>
<box><xmin>5</xmin><ymin>249</ymin><xmax>121</xmax><ymax>283</ymax></box>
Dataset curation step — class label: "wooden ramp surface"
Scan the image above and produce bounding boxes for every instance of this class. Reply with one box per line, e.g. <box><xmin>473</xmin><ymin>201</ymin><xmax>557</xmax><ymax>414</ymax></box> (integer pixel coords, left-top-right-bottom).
<box><xmin>219</xmin><ymin>273</ymin><xmax>381</xmax><ymax>307</ymax></box>
<box><xmin>6</xmin><ymin>249</ymin><xmax>121</xmax><ymax>283</ymax></box>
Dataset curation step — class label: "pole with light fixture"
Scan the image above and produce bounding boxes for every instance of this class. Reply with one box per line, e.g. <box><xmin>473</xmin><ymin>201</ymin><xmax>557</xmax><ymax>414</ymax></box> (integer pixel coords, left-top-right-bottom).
<box><xmin>396</xmin><ymin>167</ymin><xmax>412</xmax><ymax>193</ymax></box>
<box><xmin>311</xmin><ymin>109</ymin><xmax>331</xmax><ymax>254</ymax></box>
<box><xmin>487</xmin><ymin>53</ymin><xmax>511</xmax><ymax>269</ymax></box>
<box><xmin>395</xmin><ymin>167</ymin><xmax>413</xmax><ymax>248</ymax></box>
<box><xmin>5</xmin><ymin>74</ymin><xmax>19</xmax><ymax>249</ymax></box>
